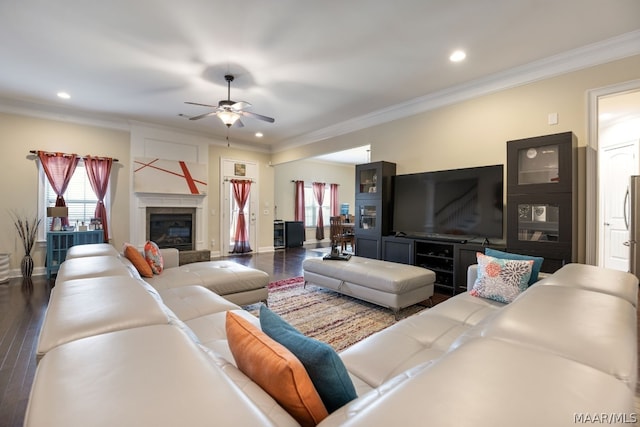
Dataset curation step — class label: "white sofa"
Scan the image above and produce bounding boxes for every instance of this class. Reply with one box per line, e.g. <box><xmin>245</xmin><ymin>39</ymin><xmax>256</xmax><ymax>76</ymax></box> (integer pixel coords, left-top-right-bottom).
<box><xmin>25</xmin><ymin>245</ymin><xmax>638</xmax><ymax>427</ymax></box>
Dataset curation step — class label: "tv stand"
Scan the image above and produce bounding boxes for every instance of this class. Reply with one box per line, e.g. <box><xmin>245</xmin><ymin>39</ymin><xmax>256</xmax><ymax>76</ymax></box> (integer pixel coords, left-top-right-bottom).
<box><xmin>423</xmin><ymin>234</ymin><xmax>469</xmax><ymax>244</ymax></box>
<box><xmin>381</xmin><ymin>235</ymin><xmax>504</xmax><ymax>295</ymax></box>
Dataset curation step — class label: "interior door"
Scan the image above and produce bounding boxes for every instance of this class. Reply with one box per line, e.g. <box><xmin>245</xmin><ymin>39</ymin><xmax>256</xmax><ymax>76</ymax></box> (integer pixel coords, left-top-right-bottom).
<box><xmin>601</xmin><ymin>140</ymin><xmax>639</xmax><ymax>270</ymax></box>
<box><xmin>221</xmin><ymin>159</ymin><xmax>258</xmax><ymax>255</ymax></box>
<box><xmin>222</xmin><ymin>180</ymin><xmax>257</xmax><ymax>254</ymax></box>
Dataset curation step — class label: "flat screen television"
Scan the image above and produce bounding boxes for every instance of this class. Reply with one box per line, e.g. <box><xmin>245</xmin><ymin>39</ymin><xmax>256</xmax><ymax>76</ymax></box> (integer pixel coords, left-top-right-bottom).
<box><xmin>392</xmin><ymin>164</ymin><xmax>504</xmax><ymax>241</ymax></box>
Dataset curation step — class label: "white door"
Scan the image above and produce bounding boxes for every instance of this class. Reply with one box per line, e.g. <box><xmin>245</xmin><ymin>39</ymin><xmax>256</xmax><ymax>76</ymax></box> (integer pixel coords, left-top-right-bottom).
<box><xmin>600</xmin><ymin>140</ymin><xmax>639</xmax><ymax>270</ymax></box>
<box><xmin>221</xmin><ymin>159</ymin><xmax>258</xmax><ymax>255</ymax></box>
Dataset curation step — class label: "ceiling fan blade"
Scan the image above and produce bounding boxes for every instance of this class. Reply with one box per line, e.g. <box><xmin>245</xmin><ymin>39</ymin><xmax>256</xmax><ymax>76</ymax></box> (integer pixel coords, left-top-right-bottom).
<box><xmin>232</xmin><ymin>101</ymin><xmax>252</xmax><ymax>110</ymax></box>
<box><xmin>188</xmin><ymin>111</ymin><xmax>217</xmax><ymax>121</ymax></box>
<box><xmin>240</xmin><ymin>110</ymin><xmax>275</xmax><ymax>123</ymax></box>
<box><xmin>185</xmin><ymin>101</ymin><xmax>217</xmax><ymax>108</ymax></box>
<box><xmin>234</xmin><ymin>119</ymin><xmax>245</xmax><ymax>128</ymax></box>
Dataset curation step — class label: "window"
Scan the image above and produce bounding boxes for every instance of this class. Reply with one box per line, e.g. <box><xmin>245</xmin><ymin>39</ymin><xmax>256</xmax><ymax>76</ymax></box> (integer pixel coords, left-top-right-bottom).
<box><xmin>304</xmin><ymin>186</ymin><xmax>330</xmax><ymax>227</ymax></box>
<box><xmin>39</xmin><ymin>161</ymin><xmax>108</xmax><ymax>239</ymax></box>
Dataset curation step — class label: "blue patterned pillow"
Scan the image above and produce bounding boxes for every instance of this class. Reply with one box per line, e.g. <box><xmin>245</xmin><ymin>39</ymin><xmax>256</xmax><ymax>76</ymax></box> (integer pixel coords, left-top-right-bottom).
<box><xmin>471</xmin><ymin>252</ymin><xmax>533</xmax><ymax>304</ymax></box>
<box><xmin>259</xmin><ymin>305</ymin><xmax>357</xmax><ymax>413</ymax></box>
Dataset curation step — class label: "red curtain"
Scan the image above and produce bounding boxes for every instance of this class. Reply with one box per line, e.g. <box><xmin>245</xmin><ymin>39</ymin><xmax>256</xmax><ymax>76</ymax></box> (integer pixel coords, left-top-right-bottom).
<box><xmin>231</xmin><ymin>179</ymin><xmax>253</xmax><ymax>253</ymax></box>
<box><xmin>312</xmin><ymin>182</ymin><xmax>325</xmax><ymax>240</ymax></box>
<box><xmin>85</xmin><ymin>156</ymin><xmax>113</xmax><ymax>242</ymax></box>
<box><xmin>294</xmin><ymin>180</ymin><xmax>305</xmax><ymax>222</ymax></box>
<box><xmin>38</xmin><ymin>151</ymin><xmax>79</xmax><ymax>229</ymax></box>
<box><xmin>330</xmin><ymin>183</ymin><xmax>339</xmax><ymax>216</ymax></box>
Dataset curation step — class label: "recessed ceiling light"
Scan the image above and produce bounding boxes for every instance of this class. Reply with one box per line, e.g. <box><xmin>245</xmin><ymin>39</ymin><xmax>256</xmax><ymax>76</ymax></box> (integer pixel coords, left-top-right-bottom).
<box><xmin>449</xmin><ymin>50</ymin><xmax>466</xmax><ymax>62</ymax></box>
<box><xmin>255</xmin><ymin>132</ymin><xmax>263</xmax><ymax>138</ymax></box>
<box><xmin>57</xmin><ymin>92</ymin><xmax>71</xmax><ymax>99</ymax></box>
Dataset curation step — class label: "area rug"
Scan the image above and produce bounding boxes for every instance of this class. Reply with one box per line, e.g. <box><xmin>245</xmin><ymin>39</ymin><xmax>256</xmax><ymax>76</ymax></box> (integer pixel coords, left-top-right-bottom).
<box><xmin>245</xmin><ymin>276</ymin><xmax>428</xmax><ymax>352</ymax></box>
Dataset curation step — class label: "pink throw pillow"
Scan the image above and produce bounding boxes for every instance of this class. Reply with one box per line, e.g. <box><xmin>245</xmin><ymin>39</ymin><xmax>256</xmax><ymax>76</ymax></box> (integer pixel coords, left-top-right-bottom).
<box><xmin>144</xmin><ymin>241</ymin><xmax>164</xmax><ymax>275</ymax></box>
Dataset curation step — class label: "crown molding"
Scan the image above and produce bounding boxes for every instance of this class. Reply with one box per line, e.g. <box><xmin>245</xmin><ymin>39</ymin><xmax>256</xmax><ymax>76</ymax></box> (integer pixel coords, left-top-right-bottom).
<box><xmin>0</xmin><ymin>98</ymin><xmax>132</xmax><ymax>131</ymax></box>
<box><xmin>275</xmin><ymin>30</ymin><xmax>640</xmax><ymax>153</ymax></box>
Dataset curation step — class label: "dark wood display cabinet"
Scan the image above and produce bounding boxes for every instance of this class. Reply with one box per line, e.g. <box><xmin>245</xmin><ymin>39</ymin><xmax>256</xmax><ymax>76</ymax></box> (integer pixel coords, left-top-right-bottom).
<box><xmin>506</xmin><ymin>132</ymin><xmax>577</xmax><ymax>272</ymax></box>
<box><xmin>354</xmin><ymin>161</ymin><xmax>396</xmax><ymax>259</ymax></box>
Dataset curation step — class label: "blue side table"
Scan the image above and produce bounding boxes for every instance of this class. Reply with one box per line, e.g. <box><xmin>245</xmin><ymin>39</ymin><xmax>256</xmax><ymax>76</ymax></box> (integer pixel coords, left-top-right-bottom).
<box><xmin>46</xmin><ymin>230</ymin><xmax>104</xmax><ymax>279</ymax></box>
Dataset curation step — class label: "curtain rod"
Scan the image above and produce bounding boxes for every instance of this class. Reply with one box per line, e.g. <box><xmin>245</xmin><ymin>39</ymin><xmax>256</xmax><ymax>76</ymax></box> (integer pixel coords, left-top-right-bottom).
<box><xmin>29</xmin><ymin>150</ymin><xmax>119</xmax><ymax>162</ymax></box>
<box><xmin>223</xmin><ymin>178</ymin><xmax>255</xmax><ymax>183</ymax></box>
<box><xmin>291</xmin><ymin>180</ymin><xmax>338</xmax><ymax>185</ymax></box>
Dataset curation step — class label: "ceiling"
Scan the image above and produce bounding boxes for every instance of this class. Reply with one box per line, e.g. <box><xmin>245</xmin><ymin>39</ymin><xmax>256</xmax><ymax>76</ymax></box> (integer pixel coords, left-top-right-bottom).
<box><xmin>1</xmin><ymin>1</ymin><xmax>639</xmax><ymax>154</ymax></box>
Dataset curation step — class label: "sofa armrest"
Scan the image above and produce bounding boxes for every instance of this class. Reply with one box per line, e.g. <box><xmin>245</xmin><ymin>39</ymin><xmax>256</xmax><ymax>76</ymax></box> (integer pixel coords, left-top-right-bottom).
<box><xmin>160</xmin><ymin>248</ymin><xmax>179</xmax><ymax>269</ymax></box>
<box><xmin>467</xmin><ymin>264</ymin><xmax>479</xmax><ymax>291</ymax></box>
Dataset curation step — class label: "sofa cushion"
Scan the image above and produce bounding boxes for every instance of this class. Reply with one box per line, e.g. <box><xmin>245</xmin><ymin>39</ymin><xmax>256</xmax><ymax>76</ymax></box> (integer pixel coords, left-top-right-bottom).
<box><xmin>259</xmin><ymin>305</ymin><xmax>357</xmax><ymax>413</ymax></box>
<box><xmin>27</xmin><ymin>325</ymin><xmax>285</xmax><ymax>427</ymax></box>
<box><xmin>485</xmin><ymin>248</ymin><xmax>543</xmax><ymax>285</ymax></box>
<box><xmin>225</xmin><ymin>311</ymin><xmax>328</xmax><ymax>426</ymax></box>
<box><xmin>123</xmin><ymin>243</ymin><xmax>153</xmax><ymax>278</ymax></box>
<box><xmin>55</xmin><ymin>255</ymin><xmax>135</xmax><ymax>283</ymax></box>
<box><xmin>144</xmin><ymin>240</ymin><xmax>164</xmax><ymax>274</ymax></box>
<box><xmin>36</xmin><ymin>276</ymin><xmax>171</xmax><ymax>359</ymax></box>
<box><xmin>470</xmin><ymin>253</ymin><xmax>532</xmax><ymax>303</ymax></box>
<box><xmin>321</xmin><ymin>337</ymin><xmax>636</xmax><ymax>427</ymax></box>
<box><xmin>64</xmin><ymin>243</ymin><xmax>119</xmax><ymax>260</ymax></box>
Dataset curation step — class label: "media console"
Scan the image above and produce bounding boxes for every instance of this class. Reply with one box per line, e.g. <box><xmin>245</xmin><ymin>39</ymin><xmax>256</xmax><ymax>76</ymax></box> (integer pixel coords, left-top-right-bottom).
<box><xmin>381</xmin><ymin>235</ymin><xmax>505</xmax><ymax>295</ymax></box>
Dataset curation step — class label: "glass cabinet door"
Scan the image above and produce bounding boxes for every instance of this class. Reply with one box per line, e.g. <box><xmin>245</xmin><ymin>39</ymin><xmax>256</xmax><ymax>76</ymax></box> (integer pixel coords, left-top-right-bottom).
<box><xmin>507</xmin><ymin>132</ymin><xmax>575</xmax><ymax>194</ymax></box>
<box><xmin>357</xmin><ymin>166</ymin><xmax>378</xmax><ymax>197</ymax></box>
<box><xmin>516</xmin><ymin>203</ymin><xmax>560</xmax><ymax>242</ymax></box>
<box><xmin>356</xmin><ymin>200</ymin><xmax>380</xmax><ymax>234</ymax></box>
<box><xmin>507</xmin><ymin>193</ymin><xmax>572</xmax><ymax>253</ymax></box>
<box><xmin>517</xmin><ymin>144</ymin><xmax>559</xmax><ymax>185</ymax></box>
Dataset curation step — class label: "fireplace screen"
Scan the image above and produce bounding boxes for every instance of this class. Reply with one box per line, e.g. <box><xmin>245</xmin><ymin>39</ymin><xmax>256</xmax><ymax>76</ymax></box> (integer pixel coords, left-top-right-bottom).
<box><xmin>147</xmin><ymin>207</ymin><xmax>195</xmax><ymax>251</ymax></box>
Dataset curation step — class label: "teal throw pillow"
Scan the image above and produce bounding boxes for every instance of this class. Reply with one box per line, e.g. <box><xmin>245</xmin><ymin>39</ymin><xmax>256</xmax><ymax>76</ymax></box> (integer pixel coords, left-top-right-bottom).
<box><xmin>259</xmin><ymin>305</ymin><xmax>357</xmax><ymax>413</ymax></box>
<box><xmin>485</xmin><ymin>248</ymin><xmax>543</xmax><ymax>285</ymax></box>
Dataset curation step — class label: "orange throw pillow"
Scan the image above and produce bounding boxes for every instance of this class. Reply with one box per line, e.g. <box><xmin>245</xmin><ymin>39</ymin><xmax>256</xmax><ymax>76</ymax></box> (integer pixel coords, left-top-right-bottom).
<box><xmin>225</xmin><ymin>311</ymin><xmax>328</xmax><ymax>427</ymax></box>
<box><xmin>123</xmin><ymin>243</ymin><xmax>153</xmax><ymax>278</ymax></box>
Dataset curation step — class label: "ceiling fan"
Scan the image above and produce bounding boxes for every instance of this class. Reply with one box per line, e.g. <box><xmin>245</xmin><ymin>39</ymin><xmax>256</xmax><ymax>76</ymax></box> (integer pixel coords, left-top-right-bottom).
<box><xmin>182</xmin><ymin>74</ymin><xmax>275</xmax><ymax>128</ymax></box>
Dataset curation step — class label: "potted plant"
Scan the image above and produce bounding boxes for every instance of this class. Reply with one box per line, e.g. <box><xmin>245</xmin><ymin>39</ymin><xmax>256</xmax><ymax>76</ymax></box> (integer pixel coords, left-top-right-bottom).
<box><xmin>10</xmin><ymin>211</ymin><xmax>41</xmax><ymax>279</ymax></box>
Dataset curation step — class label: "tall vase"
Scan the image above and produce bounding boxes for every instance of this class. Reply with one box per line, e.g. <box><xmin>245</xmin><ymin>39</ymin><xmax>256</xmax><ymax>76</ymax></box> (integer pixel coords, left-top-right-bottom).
<box><xmin>21</xmin><ymin>254</ymin><xmax>34</xmax><ymax>279</ymax></box>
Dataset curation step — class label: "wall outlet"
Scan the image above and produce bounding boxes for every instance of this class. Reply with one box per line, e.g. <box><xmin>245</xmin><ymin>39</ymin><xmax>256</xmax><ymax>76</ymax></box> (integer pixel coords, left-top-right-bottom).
<box><xmin>211</xmin><ymin>239</ymin><xmax>215</xmax><ymax>248</ymax></box>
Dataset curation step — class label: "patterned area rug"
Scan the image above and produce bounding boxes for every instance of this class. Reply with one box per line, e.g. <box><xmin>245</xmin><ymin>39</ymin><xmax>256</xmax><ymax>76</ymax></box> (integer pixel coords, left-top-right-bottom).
<box><xmin>245</xmin><ymin>276</ymin><xmax>428</xmax><ymax>352</ymax></box>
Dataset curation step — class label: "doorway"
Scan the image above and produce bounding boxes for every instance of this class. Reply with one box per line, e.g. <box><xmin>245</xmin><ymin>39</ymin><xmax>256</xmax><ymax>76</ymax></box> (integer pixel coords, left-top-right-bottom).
<box><xmin>592</xmin><ymin>84</ymin><xmax>640</xmax><ymax>270</ymax></box>
<box><xmin>220</xmin><ymin>159</ymin><xmax>258</xmax><ymax>255</ymax></box>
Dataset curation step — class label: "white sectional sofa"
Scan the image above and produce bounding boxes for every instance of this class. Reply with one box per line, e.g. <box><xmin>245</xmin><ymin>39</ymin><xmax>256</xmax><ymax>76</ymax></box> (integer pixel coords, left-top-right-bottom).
<box><xmin>25</xmin><ymin>244</ymin><xmax>638</xmax><ymax>427</ymax></box>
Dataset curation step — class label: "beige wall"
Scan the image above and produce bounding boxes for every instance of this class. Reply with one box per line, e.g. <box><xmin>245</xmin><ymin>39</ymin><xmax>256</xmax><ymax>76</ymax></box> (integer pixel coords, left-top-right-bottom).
<box><xmin>0</xmin><ymin>113</ymin><xmax>130</xmax><ymax>271</ymax></box>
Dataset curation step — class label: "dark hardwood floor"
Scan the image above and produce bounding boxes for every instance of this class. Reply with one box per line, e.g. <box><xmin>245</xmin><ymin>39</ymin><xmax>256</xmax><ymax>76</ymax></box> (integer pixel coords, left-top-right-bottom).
<box><xmin>0</xmin><ymin>245</ymin><xmax>637</xmax><ymax>426</ymax></box>
<box><xmin>0</xmin><ymin>278</ymin><xmax>51</xmax><ymax>427</ymax></box>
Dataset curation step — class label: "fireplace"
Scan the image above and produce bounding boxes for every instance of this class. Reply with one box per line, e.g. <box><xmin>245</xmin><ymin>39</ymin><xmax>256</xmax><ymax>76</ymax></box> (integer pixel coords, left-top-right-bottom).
<box><xmin>146</xmin><ymin>207</ymin><xmax>196</xmax><ymax>251</ymax></box>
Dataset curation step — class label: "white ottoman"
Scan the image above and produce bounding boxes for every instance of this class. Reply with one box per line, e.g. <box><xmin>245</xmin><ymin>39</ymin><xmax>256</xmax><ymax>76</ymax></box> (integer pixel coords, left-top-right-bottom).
<box><xmin>303</xmin><ymin>256</ymin><xmax>435</xmax><ymax>318</ymax></box>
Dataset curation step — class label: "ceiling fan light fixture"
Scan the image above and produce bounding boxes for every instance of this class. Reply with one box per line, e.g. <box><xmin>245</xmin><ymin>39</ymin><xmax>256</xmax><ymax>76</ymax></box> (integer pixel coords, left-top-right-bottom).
<box><xmin>449</xmin><ymin>50</ymin><xmax>466</xmax><ymax>62</ymax></box>
<box><xmin>218</xmin><ymin>110</ymin><xmax>241</xmax><ymax>127</ymax></box>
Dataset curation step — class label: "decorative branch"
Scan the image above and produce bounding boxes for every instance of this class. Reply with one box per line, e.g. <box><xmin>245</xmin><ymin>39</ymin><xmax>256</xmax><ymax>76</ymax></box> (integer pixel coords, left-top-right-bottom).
<box><xmin>9</xmin><ymin>211</ymin><xmax>41</xmax><ymax>256</ymax></box>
